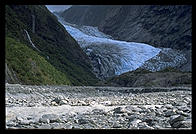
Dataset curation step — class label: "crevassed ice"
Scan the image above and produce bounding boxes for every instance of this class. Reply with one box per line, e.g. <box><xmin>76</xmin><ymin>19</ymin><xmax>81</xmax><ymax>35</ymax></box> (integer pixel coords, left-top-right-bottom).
<box><xmin>56</xmin><ymin>15</ymin><xmax>161</xmax><ymax>76</ymax></box>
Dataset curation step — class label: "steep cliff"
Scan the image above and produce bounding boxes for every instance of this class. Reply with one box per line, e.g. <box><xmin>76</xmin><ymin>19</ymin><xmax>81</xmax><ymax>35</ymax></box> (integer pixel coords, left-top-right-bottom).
<box><xmin>5</xmin><ymin>5</ymin><xmax>98</xmax><ymax>85</ymax></box>
<box><xmin>59</xmin><ymin>5</ymin><xmax>112</xmax><ymax>27</ymax></box>
<box><xmin>60</xmin><ymin>5</ymin><xmax>192</xmax><ymax>51</ymax></box>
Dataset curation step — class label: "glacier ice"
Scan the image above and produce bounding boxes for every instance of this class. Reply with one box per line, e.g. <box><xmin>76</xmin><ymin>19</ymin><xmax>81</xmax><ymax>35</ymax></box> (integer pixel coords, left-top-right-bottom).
<box><xmin>140</xmin><ymin>48</ymin><xmax>187</xmax><ymax>72</ymax></box>
<box><xmin>55</xmin><ymin>15</ymin><xmax>162</xmax><ymax>78</ymax></box>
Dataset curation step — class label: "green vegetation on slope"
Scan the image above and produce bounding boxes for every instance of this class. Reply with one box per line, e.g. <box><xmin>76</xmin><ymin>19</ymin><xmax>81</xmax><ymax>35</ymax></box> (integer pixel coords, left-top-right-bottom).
<box><xmin>5</xmin><ymin>5</ymin><xmax>98</xmax><ymax>85</ymax></box>
<box><xmin>6</xmin><ymin>37</ymin><xmax>71</xmax><ymax>85</ymax></box>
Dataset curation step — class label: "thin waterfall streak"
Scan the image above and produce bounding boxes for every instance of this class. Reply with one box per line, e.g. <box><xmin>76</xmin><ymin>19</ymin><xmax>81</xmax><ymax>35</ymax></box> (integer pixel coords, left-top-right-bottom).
<box><xmin>24</xmin><ymin>29</ymin><xmax>40</xmax><ymax>52</ymax></box>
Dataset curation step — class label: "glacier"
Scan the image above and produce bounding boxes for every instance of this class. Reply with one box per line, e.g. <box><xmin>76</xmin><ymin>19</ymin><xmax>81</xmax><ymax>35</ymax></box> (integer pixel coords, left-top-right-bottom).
<box><xmin>55</xmin><ymin>14</ymin><xmax>162</xmax><ymax>78</ymax></box>
<box><xmin>55</xmin><ymin>14</ymin><xmax>188</xmax><ymax>79</ymax></box>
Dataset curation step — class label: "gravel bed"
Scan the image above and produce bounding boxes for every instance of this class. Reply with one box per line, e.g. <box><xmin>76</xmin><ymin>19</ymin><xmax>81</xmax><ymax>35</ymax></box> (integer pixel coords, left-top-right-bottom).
<box><xmin>6</xmin><ymin>83</ymin><xmax>192</xmax><ymax>129</ymax></box>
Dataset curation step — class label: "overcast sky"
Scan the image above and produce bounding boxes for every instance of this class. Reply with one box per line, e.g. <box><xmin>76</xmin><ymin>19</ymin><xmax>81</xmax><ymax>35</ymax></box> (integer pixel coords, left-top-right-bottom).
<box><xmin>46</xmin><ymin>5</ymin><xmax>72</xmax><ymax>12</ymax></box>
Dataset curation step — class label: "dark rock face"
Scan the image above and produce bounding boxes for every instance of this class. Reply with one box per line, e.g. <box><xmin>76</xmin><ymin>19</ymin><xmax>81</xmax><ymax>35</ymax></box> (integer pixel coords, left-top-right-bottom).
<box><xmin>105</xmin><ymin>68</ymin><xmax>192</xmax><ymax>87</ymax></box>
<box><xmin>60</xmin><ymin>5</ymin><xmax>114</xmax><ymax>27</ymax></box>
<box><xmin>99</xmin><ymin>5</ymin><xmax>192</xmax><ymax>51</ymax></box>
<box><xmin>60</xmin><ymin>5</ymin><xmax>192</xmax><ymax>51</ymax></box>
<box><xmin>60</xmin><ymin>5</ymin><xmax>192</xmax><ymax>73</ymax></box>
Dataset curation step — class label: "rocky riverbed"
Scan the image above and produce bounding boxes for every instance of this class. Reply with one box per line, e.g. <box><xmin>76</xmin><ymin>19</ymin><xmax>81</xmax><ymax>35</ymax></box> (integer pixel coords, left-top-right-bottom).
<box><xmin>6</xmin><ymin>83</ymin><xmax>192</xmax><ymax>129</ymax></box>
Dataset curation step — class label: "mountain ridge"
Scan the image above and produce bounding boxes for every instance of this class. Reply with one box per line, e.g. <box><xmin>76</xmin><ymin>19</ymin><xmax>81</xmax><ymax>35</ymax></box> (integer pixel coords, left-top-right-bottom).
<box><xmin>60</xmin><ymin>5</ymin><xmax>192</xmax><ymax>51</ymax></box>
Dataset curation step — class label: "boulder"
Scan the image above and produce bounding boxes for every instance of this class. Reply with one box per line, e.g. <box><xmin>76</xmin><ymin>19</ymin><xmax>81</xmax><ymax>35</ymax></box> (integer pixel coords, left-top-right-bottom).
<box><xmin>41</xmin><ymin>114</ymin><xmax>61</xmax><ymax>123</ymax></box>
<box><xmin>169</xmin><ymin>115</ymin><xmax>185</xmax><ymax>128</ymax></box>
<box><xmin>59</xmin><ymin>99</ymin><xmax>68</xmax><ymax>105</ymax></box>
<box><xmin>164</xmin><ymin>109</ymin><xmax>177</xmax><ymax>117</ymax></box>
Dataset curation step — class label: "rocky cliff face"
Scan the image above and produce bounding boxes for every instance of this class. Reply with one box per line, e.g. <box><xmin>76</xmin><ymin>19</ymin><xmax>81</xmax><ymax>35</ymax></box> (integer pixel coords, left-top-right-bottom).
<box><xmin>60</xmin><ymin>5</ymin><xmax>192</xmax><ymax>51</ymax></box>
<box><xmin>60</xmin><ymin>5</ymin><xmax>111</xmax><ymax>27</ymax></box>
<box><xmin>99</xmin><ymin>5</ymin><xmax>192</xmax><ymax>51</ymax></box>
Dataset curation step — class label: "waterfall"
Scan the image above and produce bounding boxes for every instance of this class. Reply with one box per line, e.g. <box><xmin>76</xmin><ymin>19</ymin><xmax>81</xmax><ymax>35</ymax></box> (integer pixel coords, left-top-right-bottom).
<box><xmin>24</xmin><ymin>29</ymin><xmax>40</xmax><ymax>52</ymax></box>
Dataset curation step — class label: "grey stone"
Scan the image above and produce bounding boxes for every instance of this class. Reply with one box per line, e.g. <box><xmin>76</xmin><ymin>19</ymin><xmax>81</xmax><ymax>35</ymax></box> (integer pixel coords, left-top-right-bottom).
<box><xmin>180</xmin><ymin>119</ymin><xmax>192</xmax><ymax>128</ymax></box>
<box><xmin>125</xmin><ymin>106</ymin><xmax>142</xmax><ymax>113</ymax></box>
<box><xmin>51</xmin><ymin>101</ymin><xmax>58</xmax><ymax>106</ymax></box>
<box><xmin>53</xmin><ymin>97</ymin><xmax>61</xmax><ymax>104</ymax></box>
<box><xmin>66</xmin><ymin>125</ymin><xmax>74</xmax><ymax>129</ymax></box>
<box><xmin>100</xmin><ymin>101</ymin><xmax>112</xmax><ymax>106</ymax></box>
<box><xmin>77</xmin><ymin>118</ymin><xmax>89</xmax><ymax>124</ymax></box>
<box><xmin>171</xmin><ymin>121</ymin><xmax>182</xmax><ymax>128</ymax></box>
<box><xmin>153</xmin><ymin>124</ymin><xmax>163</xmax><ymax>129</ymax></box>
<box><xmin>39</xmin><ymin>118</ymin><xmax>50</xmax><ymax>124</ymax></box>
<box><xmin>16</xmin><ymin>116</ymin><xmax>25</xmax><ymax>122</ymax></box>
<box><xmin>38</xmin><ymin>124</ymin><xmax>52</xmax><ymax>129</ymax></box>
<box><xmin>41</xmin><ymin>114</ymin><xmax>61</xmax><ymax>123</ymax></box>
<box><xmin>169</xmin><ymin>115</ymin><xmax>185</xmax><ymax>127</ymax></box>
<box><xmin>59</xmin><ymin>99</ymin><xmax>68</xmax><ymax>105</ymax></box>
<box><xmin>6</xmin><ymin>121</ymin><xmax>17</xmax><ymax>127</ymax></box>
<box><xmin>138</xmin><ymin>122</ymin><xmax>154</xmax><ymax>129</ymax></box>
<box><xmin>175</xmin><ymin>102</ymin><xmax>187</xmax><ymax>106</ymax></box>
<box><xmin>164</xmin><ymin>110</ymin><xmax>176</xmax><ymax>117</ymax></box>
<box><xmin>162</xmin><ymin>107</ymin><xmax>168</xmax><ymax>112</ymax></box>
<box><xmin>72</xmin><ymin>125</ymin><xmax>82</xmax><ymax>129</ymax></box>
<box><xmin>155</xmin><ymin>110</ymin><xmax>163</xmax><ymax>116</ymax></box>
<box><xmin>143</xmin><ymin>117</ymin><xmax>155</xmax><ymax>126</ymax></box>
<box><xmin>146</xmin><ymin>112</ymin><xmax>156</xmax><ymax>117</ymax></box>
<box><xmin>112</xmin><ymin>122</ymin><xmax>122</xmax><ymax>128</ymax></box>
<box><xmin>132</xmin><ymin>107</ymin><xmax>143</xmax><ymax>112</ymax></box>
<box><xmin>19</xmin><ymin>120</ymin><xmax>31</xmax><ymax>125</ymax></box>
<box><xmin>92</xmin><ymin>109</ymin><xmax>106</xmax><ymax>115</ymax></box>
<box><xmin>165</xmin><ymin>104</ymin><xmax>173</xmax><ymax>109</ymax></box>
<box><xmin>129</xmin><ymin>119</ymin><xmax>142</xmax><ymax>128</ymax></box>
<box><xmin>113</xmin><ymin>107</ymin><xmax>124</xmax><ymax>114</ymax></box>
<box><xmin>51</xmin><ymin>123</ymin><xmax>65</xmax><ymax>129</ymax></box>
<box><xmin>78</xmin><ymin>100</ymin><xmax>88</xmax><ymax>106</ymax></box>
<box><xmin>176</xmin><ymin>110</ymin><xmax>189</xmax><ymax>117</ymax></box>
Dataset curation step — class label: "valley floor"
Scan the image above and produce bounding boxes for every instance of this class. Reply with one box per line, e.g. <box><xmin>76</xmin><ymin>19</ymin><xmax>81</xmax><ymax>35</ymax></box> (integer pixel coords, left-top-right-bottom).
<box><xmin>5</xmin><ymin>84</ymin><xmax>192</xmax><ymax>129</ymax></box>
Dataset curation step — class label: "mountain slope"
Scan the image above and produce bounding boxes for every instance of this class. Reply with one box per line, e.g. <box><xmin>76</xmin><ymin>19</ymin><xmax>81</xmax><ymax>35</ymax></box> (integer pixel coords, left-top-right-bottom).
<box><xmin>6</xmin><ymin>37</ymin><xmax>71</xmax><ymax>85</ymax></box>
<box><xmin>103</xmin><ymin>68</ymin><xmax>192</xmax><ymax>87</ymax></box>
<box><xmin>60</xmin><ymin>5</ymin><xmax>192</xmax><ymax>51</ymax></box>
<box><xmin>5</xmin><ymin>5</ymin><xmax>98</xmax><ymax>85</ymax></box>
<box><xmin>59</xmin><ymin>5</ymin><xmax>112</xmax><ymax>27</ymax></box>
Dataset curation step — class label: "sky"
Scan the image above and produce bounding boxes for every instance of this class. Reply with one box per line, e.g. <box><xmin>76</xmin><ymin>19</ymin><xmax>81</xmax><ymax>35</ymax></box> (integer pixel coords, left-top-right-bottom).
<box><xmin>46</xmin><ymin>5</ymin><xmax>72</xmax><ymax>12</ymax></box>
